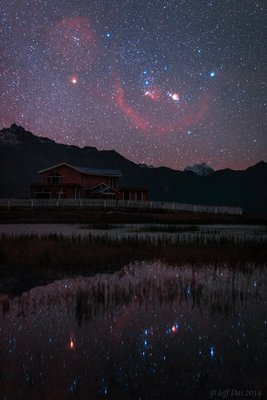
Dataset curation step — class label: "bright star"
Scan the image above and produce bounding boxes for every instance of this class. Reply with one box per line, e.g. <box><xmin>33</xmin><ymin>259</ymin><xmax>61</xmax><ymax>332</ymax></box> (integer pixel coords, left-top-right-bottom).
<box><xmin>69</xmin><ymin>75</ymin><xmax>78</xmax><ymax>85</ymax></box>
<box><xmin>209</xmin><ymin>71</ymin><xmax>216</xmax><ymax>78</ymax></box>
<box><xmin>171</xmin><ymin>93</ymin><xmax>179</xmax><ymax>101</ymax></box>
<box><xmin>168</xmin><ymin>92</ymin><xmax>180</xmax><ymax>101</ymax></box>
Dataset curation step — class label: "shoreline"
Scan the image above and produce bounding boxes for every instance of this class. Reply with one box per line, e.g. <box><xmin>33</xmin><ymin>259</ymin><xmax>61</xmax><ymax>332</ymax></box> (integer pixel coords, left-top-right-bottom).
<box><xmin>0</xmin><ymin>208</ymin><xmax>266</xmax><ymax>224</ymax></box>
<box><xmin>1</xmin><ymin>217</ymin><xmax>266</xmax><ymax>297</ymax></box>
<box><xmin>1</xmin><ymin>231</ymin><xmax>266</xmax><ymax>270</ymax></box>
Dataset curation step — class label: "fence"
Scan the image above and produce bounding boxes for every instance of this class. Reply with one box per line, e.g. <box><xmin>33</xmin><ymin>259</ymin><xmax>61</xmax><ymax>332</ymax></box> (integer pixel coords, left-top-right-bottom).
<box><xmin>0</xmin><ymin>198</ymin><xmax>242</xmax><ymax>215</ymax></box>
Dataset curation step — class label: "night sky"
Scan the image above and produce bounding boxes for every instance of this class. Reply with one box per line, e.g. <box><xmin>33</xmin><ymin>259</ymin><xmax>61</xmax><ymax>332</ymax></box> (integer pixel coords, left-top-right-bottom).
<box><xmin>0</xmin><ymin>0</ymin><xmax>266</xmax><ymax>170</ymax></box>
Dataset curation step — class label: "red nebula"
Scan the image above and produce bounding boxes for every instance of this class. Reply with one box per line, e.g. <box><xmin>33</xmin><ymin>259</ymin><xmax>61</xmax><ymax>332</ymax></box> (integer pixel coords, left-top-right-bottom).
<box><xmin>115</xmin><ymin>81</ymin><xmax>150</xmax><ymax>130</ymax></box>
<box><xmin>144</xmin><ymin>86</ymin><xmax>161</xmax><ymax>101</ymax></box>
<box><xmin>49</xmin><ymin>17</ymin><xmax>96</xmax><ymax>70</ymax></box>
<box><xmin>114</xmin><ymin>79</ymin><xmax>209</xmax><ymax>135</ymax></box>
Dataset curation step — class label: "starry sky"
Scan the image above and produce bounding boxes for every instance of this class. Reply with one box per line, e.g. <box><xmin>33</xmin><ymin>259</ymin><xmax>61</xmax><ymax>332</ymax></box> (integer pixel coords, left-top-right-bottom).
<box><xmin>0</xmin><ymin>0</ymin><xmax>266</xmax><ymax>170</ymax></box>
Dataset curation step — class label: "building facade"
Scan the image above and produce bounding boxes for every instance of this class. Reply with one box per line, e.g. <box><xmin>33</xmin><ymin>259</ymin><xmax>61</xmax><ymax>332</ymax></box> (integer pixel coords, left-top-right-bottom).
<box><xmin>31</xmin><ymin>162</ymin><xmax>147</xmax><ymax>201</ymax></box>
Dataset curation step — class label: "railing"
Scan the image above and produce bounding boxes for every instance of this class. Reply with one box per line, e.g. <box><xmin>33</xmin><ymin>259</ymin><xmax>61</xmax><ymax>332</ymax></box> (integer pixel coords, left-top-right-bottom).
<box><xmin>0</xmin><ymin>198</ymin><xmax>243</xmax><ymax>215</ymax></box>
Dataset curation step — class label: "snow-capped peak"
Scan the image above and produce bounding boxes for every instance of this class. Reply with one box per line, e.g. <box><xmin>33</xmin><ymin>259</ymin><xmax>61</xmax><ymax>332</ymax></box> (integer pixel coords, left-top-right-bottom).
<box><xmin>183</xmin><ymin>162</ymin><xmax>214</xmax><ymax>176</ymax></box>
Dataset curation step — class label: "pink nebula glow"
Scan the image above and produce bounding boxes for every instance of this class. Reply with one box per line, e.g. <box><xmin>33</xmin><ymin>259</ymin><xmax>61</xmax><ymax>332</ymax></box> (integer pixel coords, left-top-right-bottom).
<box><xmin>114</xmin><ymin>80</ymin><xmax>208</xmax><ymax>135</ymax></box>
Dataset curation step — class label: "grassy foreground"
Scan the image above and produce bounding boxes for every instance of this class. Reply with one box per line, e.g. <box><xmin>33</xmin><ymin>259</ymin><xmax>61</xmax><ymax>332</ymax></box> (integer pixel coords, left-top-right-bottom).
<box><xmin>1</xmin><ymin>233</ymin><xmax>266</xmax><ymax>273</ymax></box>
<box><xmin>1</xmin><ymin>232</ymin><xmax>266</xmax><ymax>296</ymax></box>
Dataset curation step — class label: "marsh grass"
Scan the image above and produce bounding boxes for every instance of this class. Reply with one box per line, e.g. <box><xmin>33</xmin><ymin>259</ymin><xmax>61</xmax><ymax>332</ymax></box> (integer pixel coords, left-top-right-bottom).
<box><xmin>80</xmin><ymin>223</ymin><xmax>124</xmax><ymax>230</ymax></box>
<box><xmin>131</xmin><ymin>224</ymin><xmax>199</xmax><ymax>233</ymax></box>
<box><xmin>0</xmin><ymin>233</ymin><xmax>266</xmax><ymax>276</ymax></box>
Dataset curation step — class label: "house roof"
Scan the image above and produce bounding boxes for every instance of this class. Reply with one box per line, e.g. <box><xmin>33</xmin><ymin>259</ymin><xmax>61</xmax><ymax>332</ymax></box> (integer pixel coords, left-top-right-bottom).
<box><xmin>38</xmin><ymin>162</ymin><xmax>122</xmax><ymax>177</ymax></box>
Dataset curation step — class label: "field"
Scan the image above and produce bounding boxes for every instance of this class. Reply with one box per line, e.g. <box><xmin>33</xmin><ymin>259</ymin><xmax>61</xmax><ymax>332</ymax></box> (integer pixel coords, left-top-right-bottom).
<box><xmin>1</xmin><ymin>208</ymin><xmax>266</xmax><ymax>296</ymax></box>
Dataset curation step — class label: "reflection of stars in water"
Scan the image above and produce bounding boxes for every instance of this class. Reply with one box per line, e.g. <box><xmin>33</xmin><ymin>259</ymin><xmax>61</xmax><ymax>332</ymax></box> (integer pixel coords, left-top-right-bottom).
<box><xmin>69</xmin><ymin>337</ymin><xmax>75</xmax><ymax>350</ymax></box>
<box><xmin>210</xmin><ymin>345</ymin><xmax>215</xmax><ymax>359</ymax></box>
<box><xmin>171</xmin><ymin>324</ymin><xmax>178</xmax><ymax>333</ymax></box>
<box><xmin>2</xmin><ymin>262</ymin><xmax>266</xmax><ymax>400</ymax></box>
<box><xmin>166</xmin><ymin>321</ymin><xmax>180</xmax><ymax>335</ymax></box>
<box><xmin>68</xmin><ymin>379</ymin><xmax>78</xmax><ymax>394</ymax></box>
<box><xmin>140</xmin><ymin>328</ymin><xmax>152</xmax><ymax>358</ymax></box>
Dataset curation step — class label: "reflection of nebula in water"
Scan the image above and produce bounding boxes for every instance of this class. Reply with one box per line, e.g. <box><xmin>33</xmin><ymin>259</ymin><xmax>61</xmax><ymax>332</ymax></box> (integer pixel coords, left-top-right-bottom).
<box><xmin>0</xmin><ymin>262</ymin><xmax>266</xmax><ymax>399</ymax></box>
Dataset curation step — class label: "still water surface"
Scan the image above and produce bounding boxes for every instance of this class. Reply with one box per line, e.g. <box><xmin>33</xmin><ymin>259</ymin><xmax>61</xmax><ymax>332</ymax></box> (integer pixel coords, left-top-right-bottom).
<box><xmin>0</xmin><ymin>262</ymin><xmax>266</xmax><ymax>399</ymax></box>
<box><xmin>0</xmin><ymin>223</ymin><xmax>266</xmax><ymax>241</ymax></box>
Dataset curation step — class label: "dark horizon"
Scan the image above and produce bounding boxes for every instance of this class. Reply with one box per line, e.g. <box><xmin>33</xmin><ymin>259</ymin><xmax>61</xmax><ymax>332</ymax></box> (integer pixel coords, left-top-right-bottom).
<box><xmin>1</xmin><ymin>122</ymin><xmax>266</xmax><ymax>173</ymax></box>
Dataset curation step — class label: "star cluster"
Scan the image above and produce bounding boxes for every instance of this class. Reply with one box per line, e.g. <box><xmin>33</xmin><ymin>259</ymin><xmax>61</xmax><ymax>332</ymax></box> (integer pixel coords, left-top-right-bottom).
<box><xmin>0</xmin><ymin>0</ymin><xmax>266</xmax><ymax>169</ymax></box>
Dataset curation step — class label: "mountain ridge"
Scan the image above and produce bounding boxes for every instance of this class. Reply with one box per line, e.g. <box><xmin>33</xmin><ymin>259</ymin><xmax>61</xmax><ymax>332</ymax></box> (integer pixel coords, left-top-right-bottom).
<box><xmin>0</xmin><ymin>124</ymin><xmax>266</xmax><ymax>215</ymax></box>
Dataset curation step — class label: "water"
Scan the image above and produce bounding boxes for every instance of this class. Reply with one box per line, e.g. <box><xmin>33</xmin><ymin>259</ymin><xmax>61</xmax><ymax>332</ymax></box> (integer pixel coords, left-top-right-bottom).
<box><xmin>0</xmin><ymin>262</ymin><xmax>266</xmax><ymax>399</ymax></box>
<box><xmin>0</xmin><ymin>223</ymin><xmax>266</xmax><ymax>242</ymax></box>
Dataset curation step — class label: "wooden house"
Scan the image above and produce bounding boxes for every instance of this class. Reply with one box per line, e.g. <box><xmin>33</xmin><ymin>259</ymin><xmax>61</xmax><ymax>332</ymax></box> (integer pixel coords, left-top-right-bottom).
<box><xmin>31</xmin><ymin>163</ymin><xmax>121</xmax><ymax>199</ymax></box>
<box><xmin>31</xmin><ymin>162</ymin><xmax>147</xmax><ymax>201</ymax></box>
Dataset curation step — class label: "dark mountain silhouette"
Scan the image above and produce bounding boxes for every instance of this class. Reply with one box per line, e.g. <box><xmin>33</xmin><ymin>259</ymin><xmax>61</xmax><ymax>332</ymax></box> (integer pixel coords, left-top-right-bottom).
<box><xmin>0</xmin><ymin>124</ymin><xmax>266</xmax><ymax>215</ymax></box>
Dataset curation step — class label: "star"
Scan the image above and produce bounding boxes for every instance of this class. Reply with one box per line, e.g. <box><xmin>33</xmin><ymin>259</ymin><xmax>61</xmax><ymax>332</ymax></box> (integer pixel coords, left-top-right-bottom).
<box><xmin>69</xmin><ymin>76</ymin><xmax>78</xmax><ymax>85</ymax></box>
<box><xmin>171</xmin><ymin>93</ymin><xmax>180</xmax><ymax>101</ymax></box>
